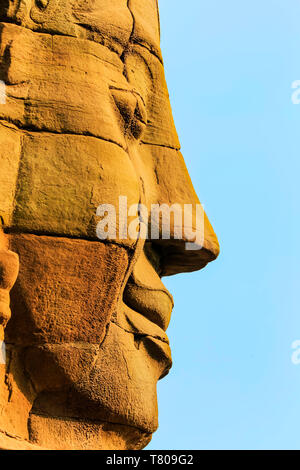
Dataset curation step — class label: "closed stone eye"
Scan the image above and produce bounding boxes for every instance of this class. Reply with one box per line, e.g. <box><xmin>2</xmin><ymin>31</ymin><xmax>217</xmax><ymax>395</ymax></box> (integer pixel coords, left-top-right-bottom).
<box><xmin>111</xmin><ymin>88</ymin><xmax>136</xmax><ymax>129</ymax></box>
<box><xmin>130</xmin><ymin>97</ymin><xmax>147</xmax><ymax>140</ymax></box>
<box><xmin>134</xmin><ymin>95</ymin><xmax>147</xmax><ymax>125</ymax></box>
<box><xmin>110</xmin><ymin>87</ymin><xmax>147</xmax><ymax>141</ymax></box>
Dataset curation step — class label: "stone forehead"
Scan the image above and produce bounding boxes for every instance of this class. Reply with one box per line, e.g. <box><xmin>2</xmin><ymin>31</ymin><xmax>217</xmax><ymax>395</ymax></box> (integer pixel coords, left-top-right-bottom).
<box><xmin>2</xmin><ymin>0</ymin><xmax>162</xmax><ymax>61</ymax></box>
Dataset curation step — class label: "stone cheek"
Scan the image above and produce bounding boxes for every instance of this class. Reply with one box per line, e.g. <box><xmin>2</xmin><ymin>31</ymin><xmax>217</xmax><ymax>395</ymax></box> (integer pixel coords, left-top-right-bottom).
<box><xmin>10</xmin><ymin>133</ymin><xmax>140</xmax><ymax>242</ymax></box>
<box><xmin>6</xmin><ymin>234</ymin><xmax>129</xmax><ymax>345</ymax></box>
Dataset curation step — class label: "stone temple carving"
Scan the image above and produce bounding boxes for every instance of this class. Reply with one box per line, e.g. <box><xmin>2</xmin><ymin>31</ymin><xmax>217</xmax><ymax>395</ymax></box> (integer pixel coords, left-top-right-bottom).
<box><xmin>0</xmin><ymin>0</ymin><xmax>219</xmax><ymax>450</ymax></box>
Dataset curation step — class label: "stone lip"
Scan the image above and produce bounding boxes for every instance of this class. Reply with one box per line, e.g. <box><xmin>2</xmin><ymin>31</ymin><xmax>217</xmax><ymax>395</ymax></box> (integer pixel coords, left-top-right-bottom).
<box><xmin>123</xmin><ymin>281</ymin><xmax>173</xmax><ymax>332</ymax></box>
<box><xmin>119</xmin><ymin>304</ymin><xmax>170</xmax><ymax>345</ymax></box>
<box><xmin>115</xmin><ymin>306</ymin><xmax>173</xmax><ymax>379</ymax></box>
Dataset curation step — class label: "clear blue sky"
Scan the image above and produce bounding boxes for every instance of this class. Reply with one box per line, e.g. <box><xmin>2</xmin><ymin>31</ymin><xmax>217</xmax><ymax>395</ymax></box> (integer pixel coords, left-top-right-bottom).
<box><xmin>147</xmin><ymin>0</ymin><xmax>300</xmax><ymax>450</ymax></box>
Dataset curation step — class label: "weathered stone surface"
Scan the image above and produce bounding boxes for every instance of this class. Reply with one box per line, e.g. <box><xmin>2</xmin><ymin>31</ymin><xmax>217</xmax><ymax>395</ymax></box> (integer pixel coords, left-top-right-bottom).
<box><xmin>28</xmin><ymin>415</ymin><xmax>152</xmax><ymax>451</ymax></box>
<box><xmin>125</xmin><ymin>45</ymin><xmax>180</xmax><ymax>149</ymax></box>
<box><xmin>0</xmin><ymin>230</ymin><xmax>19</xmax><ymax>331</ymax></box>
<box><xmin>0</xmin><ymin>430</ymin><xmax>42</xmax><ymax>450</ymax></box>
<box><xmin>0</xmin><ymin>0</ymin><xmax>133</xmax><ymax>52</ymax></box>
<box><xmin>7</xmin><ymin>234</ymin><xmax>129</xmax><ymax>345</ymax></box>
<box><xmin>0</xmin><ymin>123</ymin><xmax>21</xmax><ymax>227</ymax></box>
<box><xmin>130</xmin><ymin>0</ymin><xmax>162</xmax><ymax>61</ymax></box>
<box><xmin>11</xmin><ymin>134</ymin><xmax>140</xmax><ymax>242</ymax></box>
<box><xmin>0</xmin><ymin>22</ymin><xmax>128</xmax><ymax>145</ymax></box>
<box><xmin>0</xmin><ymin>0</ymin><xmax>219</xmax><ymax>450</ymax></box>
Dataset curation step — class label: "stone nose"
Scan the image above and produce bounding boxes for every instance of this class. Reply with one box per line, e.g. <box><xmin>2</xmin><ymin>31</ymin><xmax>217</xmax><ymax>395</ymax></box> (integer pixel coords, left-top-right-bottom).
<box><xmin>139</xmin><ymin>144</ymin><xmax>220</xmax><ymax>277</ymax></box>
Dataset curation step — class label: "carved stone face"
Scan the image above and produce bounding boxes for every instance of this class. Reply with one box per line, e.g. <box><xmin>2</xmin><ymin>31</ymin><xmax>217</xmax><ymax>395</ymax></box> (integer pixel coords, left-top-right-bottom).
<box><xmin>0</xmin><ymin>0</ymin><xmax>219</xmax><ymax>449</ymax></box>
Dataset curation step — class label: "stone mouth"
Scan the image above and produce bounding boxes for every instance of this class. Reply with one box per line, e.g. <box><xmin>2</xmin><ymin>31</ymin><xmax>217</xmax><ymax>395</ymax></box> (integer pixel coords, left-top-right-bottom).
<box><xmin>123</xmin><ymin>246</ymin><xmax>174</xmax><ymax>332</ymax></box>
<box><xmin>118</xmin><ymin>302</ymin><xmax>170</xmax><ymax>345</ymax></box>
<box><xmin>114</xmin><ymin>305</ymin><xmax>172</xmax><ymax>379</ymax></box>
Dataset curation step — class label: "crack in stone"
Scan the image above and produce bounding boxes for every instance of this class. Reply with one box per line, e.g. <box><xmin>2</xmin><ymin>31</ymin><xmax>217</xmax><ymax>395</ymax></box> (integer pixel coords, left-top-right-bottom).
<box><xmin>3</xmin><ymin>228</ymin><xmax>136</xmax><ymax>253</ymax></box>
<box><xmin>141</xmin><ymin>140</ymin><xmax>181</xmax><ymax>151</ymax></box>
<box><xmin>0</xmin><ymin>117</ymin><xmax>127</xmax><ymax>151</ymax></box>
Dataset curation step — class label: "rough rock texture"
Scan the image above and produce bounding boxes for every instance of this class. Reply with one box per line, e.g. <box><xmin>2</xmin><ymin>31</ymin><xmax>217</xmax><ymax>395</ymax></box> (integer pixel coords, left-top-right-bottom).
<box><xmin>0</xmin><ymin>0</ymin><xmax>219</xmax><ymax>450</ymax></box>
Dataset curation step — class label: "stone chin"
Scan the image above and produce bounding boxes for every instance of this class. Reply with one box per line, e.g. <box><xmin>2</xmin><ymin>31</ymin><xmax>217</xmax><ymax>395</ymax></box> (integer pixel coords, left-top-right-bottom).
<box><xmin>24</xmin><ymin>323</ymin><xmax>171</xmax><ymax>450</ymax></box>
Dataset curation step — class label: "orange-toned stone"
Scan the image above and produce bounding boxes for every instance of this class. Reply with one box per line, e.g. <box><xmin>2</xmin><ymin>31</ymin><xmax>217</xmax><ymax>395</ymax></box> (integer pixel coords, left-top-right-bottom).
<box><xmin>0</xmin><ymin>0</ymin><xmax>219</xmax><ymax>450</ymax></box>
